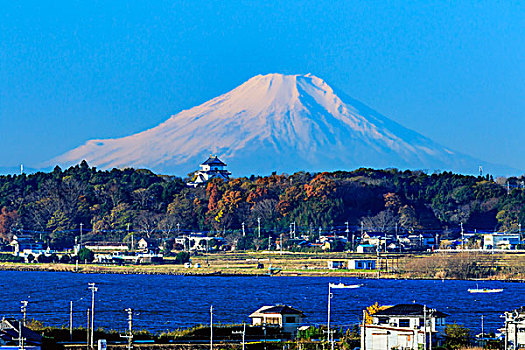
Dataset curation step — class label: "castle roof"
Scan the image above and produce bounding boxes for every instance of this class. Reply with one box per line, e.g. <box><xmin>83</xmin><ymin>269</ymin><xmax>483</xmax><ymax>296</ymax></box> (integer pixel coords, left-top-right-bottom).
<box><xmin>202</xmin><ymin>155</ymin><xmax>226</xmax><ymax>166</ymax></box>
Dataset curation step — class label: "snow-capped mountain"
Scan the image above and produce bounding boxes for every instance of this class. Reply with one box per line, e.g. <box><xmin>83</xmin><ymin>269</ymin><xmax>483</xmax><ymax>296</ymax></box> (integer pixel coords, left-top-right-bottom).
<box><xmin>47</xmin><ymin>73</ymin><xmax>514</xmax><ymax>176</ymax></box>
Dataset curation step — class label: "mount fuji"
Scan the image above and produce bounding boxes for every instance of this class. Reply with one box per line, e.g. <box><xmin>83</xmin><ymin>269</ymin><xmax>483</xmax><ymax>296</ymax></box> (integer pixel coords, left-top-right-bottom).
<box><xmin>47</xmin><ymin>73</ymin><xmax>514</xmax><ymax>176</ymax></box>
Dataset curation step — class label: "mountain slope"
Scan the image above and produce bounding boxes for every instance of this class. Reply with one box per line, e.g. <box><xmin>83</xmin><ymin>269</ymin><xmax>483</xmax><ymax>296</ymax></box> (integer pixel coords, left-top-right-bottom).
<box><xmin>47</xmin><ymin>73</ymin><xmax>515</xmax><ymax>176</ymax></box>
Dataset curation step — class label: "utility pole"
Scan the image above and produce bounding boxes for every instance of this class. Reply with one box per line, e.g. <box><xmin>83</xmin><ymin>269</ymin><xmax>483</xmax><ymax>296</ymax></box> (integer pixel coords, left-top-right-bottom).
<box><xmin>20</xmin><ymin>300</ymin><xmax>28</xmax><ymax>326</ymax></box>
<box><xmin>120</xmin><ymin>308</ymin><xmax>133</xmax><ymax>350</ymax></box>
<box><xmin>327</xmin><ymin>284</ymin><xmax>332</xmax><ymax>350</ymax></box>
<box><xmin>280</xmin><ymin>233</ymin><xmax>283</xmax><ymax>255</ymax></box>
<box><xmin>481</xmin><ymin>315</ymin><xmax>484</xmax><ymax>348</ymax></box>
<box><xmin>15</xmin><ymin>320</ymin><xmax>25</xmax><ymax>350</ymax></box>
<box><xmin>87</xmin><ymin>308</ymin><xmax>90</xmax><ymax>348</ymax></box>
<box><xmin>257</xmin><ymin>217</ymin><xmax>261</xmax><ymax>238</ymax></box>
<box><xmin>88</xmin><ymin>283</ymin><xmax>98</xmax><ymax>348</ymax></box>
<box><xmin>70</xmin><ymin>301</ymin><xmax>73</xmax><ymax>341</ymax></box>
<box><xmin>460</xmin><ymin>222</ymin><xmax>464</xmax><ymax>249</ymax></box>
<box><xmin>80</xmin><ymin>223</ymin><xmax>84</xmax><ymax>247</ymax></box>
<box><xmin>423</xmin><ymin>305</ymin><xmax>427</xmax><ymax>350</ymax></box>
<box><xmin>345</xmin><ymin>221</ymin><xmax>349</xmax><ymax>240</ymax></box>
<box><xmin>210</xmin><ymin>305</ymin><xmax>213</xmax><ymax>350</ymax></box>
<box><xmin>129</xmin><ymin>223</ymin><xmax>134</xmax><ymax>252</ymax></box>
<box><xmin>362</xmin><ymin>309</ymin><xmax>367</xmax><ymax>350</ymax></box>
<box><xmin>242</xmin><ymin>222</ymin><xmax>245</xmax><ymax>237</ymax></box>
<box><xmin>268</xmin><ymin>237</ymin><xmax>272</xmax><ymax>271</ymax></box>
<box><xmin>293</xmin><ymin>221</ymin><xmax>296</xmax><ymax>239</ymax></box>
<box><xmin>242</xmin><ymin>322</ymin><xmax>246</xmax><ymax>350</ymax></box>
<box><xmin>206</xmin><ymin>238</ymin><xmax>209</xmax><ymax>266</ymax></box>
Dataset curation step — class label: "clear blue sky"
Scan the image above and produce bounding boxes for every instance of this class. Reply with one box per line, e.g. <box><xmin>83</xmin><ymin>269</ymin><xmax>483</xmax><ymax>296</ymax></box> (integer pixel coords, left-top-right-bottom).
<box><xmin>1</xmin><ymin>1</ymin><xmax>524</xmax><ymax>172</ymax></box>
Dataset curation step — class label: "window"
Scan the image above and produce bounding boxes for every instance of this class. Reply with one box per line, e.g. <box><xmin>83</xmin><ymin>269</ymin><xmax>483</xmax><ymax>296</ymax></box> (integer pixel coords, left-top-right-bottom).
<box><xmin>378</xmin><ymin>317</ymin><xmax>389</xmax><ymax>325</ymax></box>
<box><xmin>266</xmin><ymin>317</ymin><xmax>280</xmax><ymax>325</ymax></box>
<box><xmin>399</xmin><ymin>319</ymin><xmax>410</xmax><ymax>327</ymax></box>
<box><xmin>285</xmin><ymin>317</ymin><xmax>296</xmax><ymax>323</ymax></box>
<box><xmin>357</xmin><ymin>262</ymin><xmax>362</xmax><ymax>268</ymax></box>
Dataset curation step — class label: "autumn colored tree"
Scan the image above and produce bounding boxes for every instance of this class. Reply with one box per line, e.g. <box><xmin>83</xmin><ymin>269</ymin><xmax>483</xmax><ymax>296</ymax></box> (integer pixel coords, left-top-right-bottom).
<box><xmin>0</xmin><ymin>207</ymin><xmax>18</xmax><ymax>241</ymax></box>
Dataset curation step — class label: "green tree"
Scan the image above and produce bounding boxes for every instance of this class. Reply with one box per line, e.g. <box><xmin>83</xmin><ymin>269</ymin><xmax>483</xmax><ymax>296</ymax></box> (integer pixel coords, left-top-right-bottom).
<box><xmin>77</xmin><ymin>248</ymin><xmax>94</xmax><ymax>263</ymax></box>
<box><xmin>444</xmin><ymin>323</ymin><xmax>471</xmax><ymax>350</ymax></box>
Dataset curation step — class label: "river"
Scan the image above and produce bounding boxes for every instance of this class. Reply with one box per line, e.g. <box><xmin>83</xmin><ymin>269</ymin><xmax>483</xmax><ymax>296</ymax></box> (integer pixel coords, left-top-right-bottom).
<box><xmin>0</xmin><ymin>271</ymin><xmax>522</xmax><ymax>334</ymax></box>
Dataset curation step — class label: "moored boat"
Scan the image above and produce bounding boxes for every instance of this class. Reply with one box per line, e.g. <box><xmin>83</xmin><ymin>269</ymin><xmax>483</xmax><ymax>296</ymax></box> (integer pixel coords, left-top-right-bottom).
<box><xmin>467</xmin><ymin>288</ymin><xmax>503</xmax><ymax>293</ymax></box>
<box><xmin>329</xmin><ymin>282</ymin><xmax>362</xmax><ymax>289</ymax></box>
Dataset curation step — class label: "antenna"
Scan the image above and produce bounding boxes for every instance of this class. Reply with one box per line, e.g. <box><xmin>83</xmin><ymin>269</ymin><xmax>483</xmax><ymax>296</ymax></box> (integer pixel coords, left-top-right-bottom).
<box><xmin>20</xmin><ymin>164</ymin><xmax>24</xmax><ymax>175</ymax></box>
<box><xmin>479</xmin><ymin>166</ymin><xmax>483</xmax><ymax>177</ymax></box>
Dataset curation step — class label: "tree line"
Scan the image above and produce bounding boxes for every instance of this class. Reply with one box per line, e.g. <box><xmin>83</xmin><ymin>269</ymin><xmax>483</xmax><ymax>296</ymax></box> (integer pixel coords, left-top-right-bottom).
<box><xmin>0</xmin><ymin>160</ymin><xmax>524</xmax><ymax>249</ymax></box>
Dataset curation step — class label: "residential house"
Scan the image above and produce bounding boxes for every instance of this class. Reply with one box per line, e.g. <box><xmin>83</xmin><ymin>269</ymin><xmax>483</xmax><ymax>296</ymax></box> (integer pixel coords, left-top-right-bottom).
<box><xmin>137</xmin><ymin>238</ymin><xmax>158</xmax><ymax>253</ymax></box>
<box><xmin>503</xmin><ymin>306</ymin><xmax>525</xmax><ymax>350</ymax></box>
<box><xmin>356</xmin><ymin>244</ymin><xmax>377</xmax><ymax>254</ymax></box>
<box><xmin>362</xmin><ymin>232</ymin><xmax>390</xmax><ymax>247</ymax></box>
<box><xmin>9</xmin><ymin>235</ymin><xmax>44</xmax><ymax>256</ymax></box>
<box><xmin>84</xmin><ymin>241</ymin><xmax>129</xmax><ymax>252</ymax></box>
<box><xmin>348</xmin><ymin>259</ymin><xmax>376</xmax><ymax>270</ymax></box>
<box><xmin>362</xmin><ymin>303</ymin><xmax>448</xmax><ymax>350</ymax></box>
<box><xmin>187</xmin><ymin>155</ymin><xmax>231</xmax><ymax>187</ymax></box>
<box><xmin>483</xmin><ymin>233</ymin><xmax>521</xmax><ymax>250</ymax></box>
<box><xmin>0</xmin><ymin>318</ymin><xmax>42</xmax><ymax>350</ymax></box>
<box><xmin>327</xmin><ymin>260</ymin><xmax>346</xmax><ymax>269</ymax></box>
<box><xmin>174</xmin><ymin>235</ymin><xmax>225</xmax><ymax>252</ymax></box>
<box><xmin>249</xmin><ymin>305</ymin><xmax>305</xmax><ymax>337</ymax></box>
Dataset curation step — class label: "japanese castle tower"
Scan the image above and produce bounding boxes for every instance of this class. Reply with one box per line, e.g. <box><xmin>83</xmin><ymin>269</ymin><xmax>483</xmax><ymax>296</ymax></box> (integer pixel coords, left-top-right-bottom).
<box><xmin>188</xmin><ymin>155</ymin><xmax>232</xmax><ymax>187</ymax></box>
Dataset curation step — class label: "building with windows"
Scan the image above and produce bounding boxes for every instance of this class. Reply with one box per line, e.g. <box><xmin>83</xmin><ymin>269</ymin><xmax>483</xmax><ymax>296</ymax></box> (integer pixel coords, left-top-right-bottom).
<box><xmin>249</xmin><ymin>305</ymin><xmax>305</xmax><ymax>337</ymax></box>
<box><xmin>349</xmin><ymin>259</ymin><xmax>376</xmax><ymax>270</ymax></box>
<box><xmin>483</xmin><ymin>233</ymin><xmax>521</xmax><ymax>250</ymax></box>
<box><xmin>362</xmin><ymin>304</ymin><xmax>448</xmax><ymax>350</ymax></box>
<box><xmin>503</xmin><ymin>306</ymin><xmax>525</xmax><ymax>350</ymax></box>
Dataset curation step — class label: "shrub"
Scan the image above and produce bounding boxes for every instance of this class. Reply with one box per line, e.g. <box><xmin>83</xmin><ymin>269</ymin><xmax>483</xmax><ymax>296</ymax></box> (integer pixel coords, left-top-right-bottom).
<box><xmin>174</xmin><ymin>251</ymin><xmax>190</xmax><ymax>264</ymax></box>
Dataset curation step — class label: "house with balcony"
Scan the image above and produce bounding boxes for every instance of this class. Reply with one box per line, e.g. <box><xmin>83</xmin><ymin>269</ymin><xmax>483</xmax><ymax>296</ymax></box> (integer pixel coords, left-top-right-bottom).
<box><xmin>362</xmin><ymin>303</ymin><xmax>448</xmax><ymax>350</ymax></box>
<box><xmin>502</xmin><ymin>306</ymin><xmax>525</xmax><ymax>350</ymax></box>
<box><xmin>249</xmin><ymin>305</ymin><xmax>305</xmax><ymax>337</ymax></box>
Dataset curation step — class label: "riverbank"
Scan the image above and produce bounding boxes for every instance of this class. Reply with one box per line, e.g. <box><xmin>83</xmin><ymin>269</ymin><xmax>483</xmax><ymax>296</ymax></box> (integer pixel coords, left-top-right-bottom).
<box><xmin>1</xmin><ymin>250</ymin><xmax>524</xmax><ymax>280</ymax></box>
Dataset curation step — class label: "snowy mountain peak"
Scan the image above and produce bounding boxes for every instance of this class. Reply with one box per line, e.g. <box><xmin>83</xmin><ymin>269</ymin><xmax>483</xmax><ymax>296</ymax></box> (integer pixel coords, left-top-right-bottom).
<box><xmin>47</xmin><ymin>74</ymin><xmax>513</xmax><ymax>176</ymax></box>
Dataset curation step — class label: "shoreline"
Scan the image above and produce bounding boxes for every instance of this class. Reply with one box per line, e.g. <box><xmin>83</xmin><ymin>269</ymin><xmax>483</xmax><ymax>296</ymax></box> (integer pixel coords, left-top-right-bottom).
<box><xmin>1</xmin><ymin>262</ymin><xmax>523</xmax><ymax>282</ymax></box>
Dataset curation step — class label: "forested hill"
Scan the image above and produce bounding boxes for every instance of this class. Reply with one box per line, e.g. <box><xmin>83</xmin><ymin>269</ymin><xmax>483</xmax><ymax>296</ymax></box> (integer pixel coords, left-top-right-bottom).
<box><xmin>0</xmin><ymin>160</ymin><xmax>524</xmax><ymax>248</ymax></box>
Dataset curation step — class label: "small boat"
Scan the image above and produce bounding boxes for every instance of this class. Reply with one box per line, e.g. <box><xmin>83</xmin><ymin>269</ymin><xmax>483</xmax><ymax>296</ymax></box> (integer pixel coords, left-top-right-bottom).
<box><xmin>329</xmin><ymin>283</ymin><xmax>362</xmax><ymax>289</ymax></box>
<box><xmin>468</xmin><ymin>287</ymin><xmax>503</xmax><ymax>293</ymax></box>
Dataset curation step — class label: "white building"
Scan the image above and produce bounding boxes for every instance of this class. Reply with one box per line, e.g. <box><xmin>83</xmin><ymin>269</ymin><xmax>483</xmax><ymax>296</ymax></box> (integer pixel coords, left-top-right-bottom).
<box><xmin>362</xmin><ymin>304</ymin><xmax>448</xmax><ymax>350</ymax></box>
<box><xmin>187</xmin><ymin>155</ymin><xmax>231</xmax><ymax>187</ymax></box>
<box><xmin>483</xmin><ymin>233</ymin><xmax>521</xmax><ymax>250</ymax></box>
<box><xmin>249</xmin><ymin>305</ymin><xmax>305</xmax><ymax>337</ymax></box>
<box><xmin>349</xmin><ymin>259</ymin><xmax>376</xmax><ymax>270</ymax></box>
<box><xmin>503</xmin><ymin>306</ymin><xmax>525</xmax><ymax>350</ymax></box>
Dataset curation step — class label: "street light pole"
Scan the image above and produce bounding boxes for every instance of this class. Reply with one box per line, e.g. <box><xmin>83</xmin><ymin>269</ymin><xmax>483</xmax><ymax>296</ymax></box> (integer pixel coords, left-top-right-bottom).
<box><xmin>257</xmin><ymin>217</ymin><xmax>261</xmax><ymax>238</ymax></box>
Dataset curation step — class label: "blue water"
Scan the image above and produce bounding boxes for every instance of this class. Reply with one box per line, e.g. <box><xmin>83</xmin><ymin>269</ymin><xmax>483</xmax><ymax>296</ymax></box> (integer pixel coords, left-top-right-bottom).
<box><xmin>0</xmin><ymin>271</ymin><xmax>522</xmax><ymax>334</ymax></box>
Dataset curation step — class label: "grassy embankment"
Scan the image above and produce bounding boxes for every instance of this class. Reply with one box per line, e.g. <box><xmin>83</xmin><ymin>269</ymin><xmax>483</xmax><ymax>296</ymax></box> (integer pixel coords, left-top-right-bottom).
<box><xmin>1</xmin><ymin>251</ymin><xmax>524</xmax><ymax>280</ymax></box>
